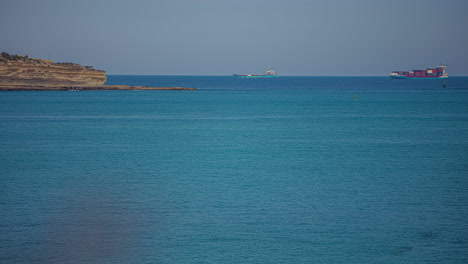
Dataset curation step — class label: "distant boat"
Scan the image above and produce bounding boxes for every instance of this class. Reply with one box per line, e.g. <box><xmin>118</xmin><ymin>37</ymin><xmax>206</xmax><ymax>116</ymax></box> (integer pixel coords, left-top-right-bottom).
<box><xmin>389</xmin><ymin>65</ymin><xmax>448</xmax><ymax>79</ymax></box>
<box><xmin>233</xmin><ymin>67</ymin><xmax>278</xmax><ymax>78</ymax></box>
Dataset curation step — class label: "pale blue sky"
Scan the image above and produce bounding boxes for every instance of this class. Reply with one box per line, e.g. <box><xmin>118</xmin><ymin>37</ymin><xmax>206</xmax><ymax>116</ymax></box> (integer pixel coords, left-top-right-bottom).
<box><xmin>1</xmin><ymin>0</ymin><xmax>467</xmax><ymax>75</ymax></box>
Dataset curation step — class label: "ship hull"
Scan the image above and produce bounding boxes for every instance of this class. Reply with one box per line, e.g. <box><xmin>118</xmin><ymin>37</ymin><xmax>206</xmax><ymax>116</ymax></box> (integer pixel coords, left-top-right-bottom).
<box><xmin>390</xmin><ymin>75</ymin><xmax>448</xmax><ymax>79</ymax></box>
<box><xmin>233</xmin><ymin>75</ymin><xmax>278</xmax><ymax>78</ymax></box>
<box><xmin>389</xmin><ymin>65</ymin><xmax>448</xmax><ymax>79</ymax></box>
<box><xmin>233</xmin><ymin>67</ymin><xmax>278</xmax><ymax>78</ymax></box>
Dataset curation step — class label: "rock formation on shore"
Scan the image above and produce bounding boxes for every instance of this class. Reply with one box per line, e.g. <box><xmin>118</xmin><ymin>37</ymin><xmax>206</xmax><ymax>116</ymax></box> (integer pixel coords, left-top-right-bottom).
<box><xmin>0</xmin><ymin>52</ymin><xmax>195</xmax><ymax>91</ymax></box>
<box><xmin>0</xmin><ymin>52</ymin><xmax>107</xmax><ymax>87</ymax></box>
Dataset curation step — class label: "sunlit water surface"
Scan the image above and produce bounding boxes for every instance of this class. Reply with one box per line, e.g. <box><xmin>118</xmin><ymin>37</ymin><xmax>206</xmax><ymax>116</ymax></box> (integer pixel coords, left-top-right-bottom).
<box><xmin>1</xmin><ymin>76</ymin><xmax>467</xmax><ymax>263</ymax></box>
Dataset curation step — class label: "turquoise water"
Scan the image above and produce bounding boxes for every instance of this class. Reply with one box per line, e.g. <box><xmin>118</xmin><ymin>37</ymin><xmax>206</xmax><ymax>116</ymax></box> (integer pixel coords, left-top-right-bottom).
<box><xmin>1</xmin><ymin>76</ymin><xmax>468</xmax><ymax>263</ymax></box>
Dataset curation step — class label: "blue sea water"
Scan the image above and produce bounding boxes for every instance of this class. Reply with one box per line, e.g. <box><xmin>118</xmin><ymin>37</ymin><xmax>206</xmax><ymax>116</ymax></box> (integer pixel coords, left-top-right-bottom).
<box><xmin>1</xmin><ymin>76</ymin><xmax>468</xmax><ymax>263</ymax></box>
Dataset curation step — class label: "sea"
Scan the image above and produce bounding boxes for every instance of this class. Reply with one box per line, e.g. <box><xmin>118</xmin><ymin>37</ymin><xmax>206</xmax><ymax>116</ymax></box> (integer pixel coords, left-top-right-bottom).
<box><xmin>1</xmin><ymin>76</ymin><xmax>468</xmax><ymax>264</ymax></box>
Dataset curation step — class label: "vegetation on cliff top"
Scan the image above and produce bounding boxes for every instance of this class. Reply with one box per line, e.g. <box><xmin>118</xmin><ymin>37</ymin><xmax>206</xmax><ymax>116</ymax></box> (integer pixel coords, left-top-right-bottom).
<box><xmin>0</xmin><ymin>52</ymin><xmax>31</xmax><ymax>62</ymax></box>
<box><xmin>1</xmin><ymin>51</ymin><xmax>98</xmax><ymax>70</ymax></box>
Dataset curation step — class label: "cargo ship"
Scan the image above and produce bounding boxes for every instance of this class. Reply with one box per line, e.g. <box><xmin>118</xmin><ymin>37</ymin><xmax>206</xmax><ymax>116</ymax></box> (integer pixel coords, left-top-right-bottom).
<box><xmin>233</xmin><ymin>67</ymin><xmax>278</xmax><ymax>78</ymax></box>
<box><xmin>389</xmin><ymin>65</ymin><xmax>448</xmax><ymax>79</ymax></box>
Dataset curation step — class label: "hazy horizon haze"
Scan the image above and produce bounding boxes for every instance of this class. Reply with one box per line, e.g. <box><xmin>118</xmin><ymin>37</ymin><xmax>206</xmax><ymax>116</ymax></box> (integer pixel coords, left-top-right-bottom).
<box><xmin>1</xmin><ymin>0</ymin><xmax>467</xmax><ymax>76</ymax></box>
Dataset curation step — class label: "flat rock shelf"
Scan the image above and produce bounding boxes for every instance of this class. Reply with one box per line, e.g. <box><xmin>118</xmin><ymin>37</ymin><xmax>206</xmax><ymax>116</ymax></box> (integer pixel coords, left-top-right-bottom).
<box><xmin>0</xmin><ymin>85</ymin><xmax>196</xmax><ymax>91</ymax></box>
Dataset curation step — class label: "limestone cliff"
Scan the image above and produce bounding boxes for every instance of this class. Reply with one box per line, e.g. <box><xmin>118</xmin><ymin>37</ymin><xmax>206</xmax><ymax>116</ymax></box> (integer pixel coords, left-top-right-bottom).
<box><xmin>0</xmin><ymin>54</ymin><xmax>107</xmax><ymax>87</ymax></box>
<box><xmin>0</xmin><ymin>52</ymin><xmax>195</xmax><ymax>91</ymax></box>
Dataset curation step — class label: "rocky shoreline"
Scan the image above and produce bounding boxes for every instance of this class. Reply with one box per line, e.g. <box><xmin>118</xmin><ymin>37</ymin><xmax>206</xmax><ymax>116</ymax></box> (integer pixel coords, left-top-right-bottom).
<box><xmin>0</xmin><ymin>85</ymin><xmax>196</xmax><ymax>91</ymax></box>
<box><xmin>0</xmin><ymin>52</ymin><xmax>196</xmax><ymax>91</ymax></box>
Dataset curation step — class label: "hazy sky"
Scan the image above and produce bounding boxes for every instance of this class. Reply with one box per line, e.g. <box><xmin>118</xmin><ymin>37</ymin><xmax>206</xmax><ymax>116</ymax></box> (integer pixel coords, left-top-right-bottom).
<box><xmin>1</xmin><ymin>0</ymin><xmax>467</xmax><ymax>75</ymax></box>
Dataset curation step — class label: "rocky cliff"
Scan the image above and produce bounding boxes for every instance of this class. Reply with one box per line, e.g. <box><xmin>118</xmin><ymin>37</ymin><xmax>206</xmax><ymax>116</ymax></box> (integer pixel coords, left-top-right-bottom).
<box><xmin>0</xmin><ymin>52</ymin><xmax>195</xmax><ymax>91</ymax></box>
<box><xmin>0</xmin><ymin>54</ymin><xmax>107</xmax><ymax>87</ymax></box>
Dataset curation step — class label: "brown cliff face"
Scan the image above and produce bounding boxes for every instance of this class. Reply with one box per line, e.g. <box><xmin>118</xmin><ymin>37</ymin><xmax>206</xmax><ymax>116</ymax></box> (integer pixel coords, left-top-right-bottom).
<box><xmin>0</xmin><ymin>58</ymin><xmax>107</xmax><ymax>87</ymax></box>
<box><xmin>0</xmin><ymin>53</ymin><xmax>195</xmax><ymax>91</ymax></box>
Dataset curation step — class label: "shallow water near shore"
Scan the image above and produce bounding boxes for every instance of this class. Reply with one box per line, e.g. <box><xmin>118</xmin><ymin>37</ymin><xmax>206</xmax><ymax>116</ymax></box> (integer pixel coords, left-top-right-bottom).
<box><xmin>1</xmin><ymin>76</ymin><xmax>468</xmax><ymax>263</ymax></box>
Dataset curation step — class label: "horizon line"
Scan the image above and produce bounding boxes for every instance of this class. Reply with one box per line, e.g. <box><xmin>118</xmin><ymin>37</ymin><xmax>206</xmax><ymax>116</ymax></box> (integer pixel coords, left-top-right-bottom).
<box><xmin>106</xmin><ymin>74</ymin><xmax>468</xmax><ymax>77</ymax></box>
